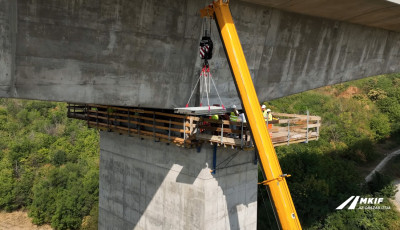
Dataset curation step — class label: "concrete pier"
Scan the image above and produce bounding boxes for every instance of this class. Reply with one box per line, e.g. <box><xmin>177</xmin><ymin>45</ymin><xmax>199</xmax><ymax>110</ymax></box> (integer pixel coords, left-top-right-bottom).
<box><xmin>99</xmin><ymin>132</ymin><xmax>258</xmax><ymax>230</ymax></box>
<box><xmin>0</xmin><ymin>0</ymin><xmax>16</xmax><ymax>98</ymax></box>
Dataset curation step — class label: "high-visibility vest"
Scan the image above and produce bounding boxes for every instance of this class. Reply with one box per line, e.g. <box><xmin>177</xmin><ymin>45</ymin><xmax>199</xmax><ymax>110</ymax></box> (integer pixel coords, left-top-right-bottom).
<box><xmin>230</xmin><ymin>112</ymin><xmax>238</xmax><ymax>122</ymax></box>
<box><xmin>263</xmin><ymin>110</ymin><xmax>272</xmax><ymax>121</ymax></box>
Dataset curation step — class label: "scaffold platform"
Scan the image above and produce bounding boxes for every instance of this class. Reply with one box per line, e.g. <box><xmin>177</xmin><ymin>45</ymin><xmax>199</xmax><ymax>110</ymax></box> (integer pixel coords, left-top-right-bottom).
<box><xmin>67</xmin><ymin>103</ymin><xmax>321</xmax><ymax>150</ymax></box>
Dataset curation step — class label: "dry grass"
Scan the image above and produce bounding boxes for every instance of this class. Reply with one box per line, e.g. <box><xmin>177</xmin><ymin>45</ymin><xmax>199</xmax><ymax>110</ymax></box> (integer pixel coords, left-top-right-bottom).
<box><xmin>0</xmin><ymin>211</ymin><xmax>52</xmax><ymax>230</ymax></box>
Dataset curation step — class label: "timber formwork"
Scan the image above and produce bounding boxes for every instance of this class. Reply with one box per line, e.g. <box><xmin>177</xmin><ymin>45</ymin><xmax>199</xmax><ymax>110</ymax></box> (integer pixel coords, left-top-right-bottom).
<box><xmin>67</xmin><ymin>103</ymin><xmax>321</xmax><ymax>149</ymax></box>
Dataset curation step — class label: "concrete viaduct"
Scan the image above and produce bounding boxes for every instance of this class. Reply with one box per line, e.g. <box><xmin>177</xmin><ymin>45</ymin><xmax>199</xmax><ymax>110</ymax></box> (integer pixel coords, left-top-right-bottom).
<box><xmin>1</xmin><ymin>0</ymin><xmax>400</xmax><ymax>229</ymax></box>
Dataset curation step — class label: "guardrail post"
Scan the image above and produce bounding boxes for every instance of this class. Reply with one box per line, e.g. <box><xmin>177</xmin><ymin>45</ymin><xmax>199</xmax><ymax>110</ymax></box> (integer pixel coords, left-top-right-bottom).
<box><xmin>86</xmin><ymin>105</ymin><xmax>89</xmax><ymax>127</ymax></box>
<box><xmin>220</xmin><ymin>121</ymin><xmax>224</xmax><ymax>144</ymax></box>
<box><xmin>168</xmin><ymin>119</ymin><xmax>171</xmax><ymax>143</ymax></box>
<box><xmin>241</xmin><ymin>120</ymin><xmax>244</xmax><ymax>148</ymax></box>
<box><xmin>128</xmin><ymin>110</ymin><xmax>131</xmax><ymax>137</ymax></box>
<box><xmin>114</xmin><ymin>110</ymin><xmax>117</xmax><ymax>131</ymax></box>
<box><xmin>96</xmin><ymin>107</ymin><xmax>99</xmax><ymax>130</ymax></box>
<box><xmin>107</xmin><ymin>106</ymin><xmax>110</xmax><ymax>132</ymax></box>
<box><xmin>153</xmin><ymin>113</ymin><xmax>156</xmax><ymax>142</ymax></box>
<box><xmin>212</xmin><ymin>144</ymin><xmax>217</xmax><ymax>174</ymax></box>
<box><xmin>306</xmin><ymin>110</ymin><xmax>309</xmax><ymax>143</ymax></box>
<box><xmin>287</xmin><ymin>120</ymin><xmax>290</xmax><ymax>146</ymax></box>
<box><xmin>183</xmin><ymin>118</ymin><xmax>186</xmax><ymax>146</ymax></box>
<box><xmin>138</xmin><ymin>113</ymin><xmax>141</xmax><ymax>138</ymax></box>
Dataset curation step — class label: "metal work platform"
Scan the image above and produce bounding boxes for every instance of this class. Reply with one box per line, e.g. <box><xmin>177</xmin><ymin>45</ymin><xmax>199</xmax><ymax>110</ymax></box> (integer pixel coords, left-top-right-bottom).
<box><xmin>174</xmin><ymin>106</ymin><xmax>227</xmax><ymax>115</ymax></box>
<box><xmin>67</xmin><ymin>103</ymin><xmax>321</xmax><ymax>149</ymax></box>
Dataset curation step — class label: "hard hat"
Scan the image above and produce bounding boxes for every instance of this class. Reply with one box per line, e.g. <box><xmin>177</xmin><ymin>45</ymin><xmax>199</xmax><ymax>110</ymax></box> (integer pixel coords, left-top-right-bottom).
<box><xmin>261</xmin><ymin>105</ymin><xmax>266</xmax><ymax>109</ymax></box>
<box><xmin>266</xmin><ymin>109</ymin><xmax>271</xmax><ymax>112</ymax></box>
<box><xmin>232</xmin><ymin>105</ymin><xmax>236</xmax><ymax>109</ymax></box>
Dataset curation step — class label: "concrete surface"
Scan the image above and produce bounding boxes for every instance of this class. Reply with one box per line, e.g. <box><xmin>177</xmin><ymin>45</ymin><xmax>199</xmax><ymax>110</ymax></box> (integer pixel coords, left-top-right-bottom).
<box><xmin>244</xmin><ymin>0</ymin><xmax>400</xmax><ymax>32</ymax></box>
<box><xmin>1</xmin><ymin>0</ymin><xmax>400</xmax><ymax>109</ymax></box>
<box><xmin>0</xmin><ymin>0</ymin><xmax>16</xmax><ymax>98</ymax></box>
<box><xmin>99</xmin><ymin>131</ymin><xmax>258</xmax><ymax>230</ymax></box>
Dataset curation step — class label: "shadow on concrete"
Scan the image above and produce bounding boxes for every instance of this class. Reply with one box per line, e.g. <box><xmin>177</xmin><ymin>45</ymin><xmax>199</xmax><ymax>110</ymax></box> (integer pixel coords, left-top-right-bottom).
<box><xmin>210</xmin><ymin>148</ymin><xmax>258</xmax><ymax>230</ymax></box>
<box><xmin>175</xmin><ymin>168</ymin><xmax>199</xmax><ymax>185</ymax></box>
<box><xmin>99</xmin><ymin>132</ymin><xmax>257</xmax><ymax>230</ymax></box>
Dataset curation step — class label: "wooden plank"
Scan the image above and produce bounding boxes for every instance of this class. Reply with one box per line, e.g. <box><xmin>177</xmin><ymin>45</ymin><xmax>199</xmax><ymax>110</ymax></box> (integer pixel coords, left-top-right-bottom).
<box><xmin>289</xmin><ymin>129</ymin><xmax>308</xmax><ymax>134</ymax></box>
<box><xmin>273</xmin><ymin>112</ymin><xmax>321</xmax><ymax>121</ymax></box>
<box><xmin>291</xmin><ymin>123</ymin><xmax>320</xmax><ymax>129</ymax></box>
<box><xmin>268</xmin><ymin>127</ymin><xmax>280</xmax><ymax>133</ymax></box>
<box><xmin>201</xmin><ymin>118</ymin><xmax>245</xmax><ymax>126</ymax></box>
<box><xmin>197</xmin><ymin>134</ymin><xmax>243</xmax><ymax>146</ymax></box>
<box><xmin>198</xmin><ymin>126</ymin><xmax>243</xmax><ymax>134</ymax></box>
<box><xmin>196</xmin><ymin>133</ymin><xmax>317</xmax><ymax>147</ymax></box>
<box><xmin>87</xmin><ymin>114</ymin><xmax>191</xmax><ymax>134</ymax></box>
<box><xmin>67</xmin><ymin>105</ymin><xmax>86</xmax><ymax>109</ymax></box>
<box><xmin>88</xmin><ymin>110</ymin><xmax>194</xmax><ymax>127</ymax></box>
<box><xmin>272</xmin><ymin>136</ymin><xmax>287</xmax><ymax>143</ymax></box>
<box><xmin>88</xmin><ymin>121</ymin><xmax>192</xmax><ymax>145</ymax></box>
<box><xmin>272</xmin><ymin>127</ymin><xmax>307</xmax><ymax>134</ymax></box>
<box><xmin>273</xmin><ymin>137</ymin><xmax>318</xmax><ymax>147</ymax></box>
<box><xmin>189</xmin><ymin>117</ymin><xmax>194</xmax><ymax>135</ymax></box>
<box><xmin>277</xmin><ymin>118</ymin><xmax>304</xmax><ymax>123</ymax></box>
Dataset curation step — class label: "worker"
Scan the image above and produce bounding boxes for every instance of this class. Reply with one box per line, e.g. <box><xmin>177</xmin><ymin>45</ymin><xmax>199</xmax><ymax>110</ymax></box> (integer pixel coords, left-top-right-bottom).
<box><xmin>260</xmin><ymin>105</ymin><xmax>267</xmax><ymax>120</ymax></box>
<box><xmin>261</xmin><ymin>105</ymin><xmax>272</xmax><ymax>122</ymax></box>
<box><xmin>229</xmin><ymin>105</ymin><xmax>239</xmax><ymax>137</ymax></box>
<box><xmin>230</xmin><ymin>105</ymin><xmax>239</xmax><ymax>122</ymax></box>
<box><xmin>266</xmin><ymin>108</ymin><xmax>272</xmax><ymax>121</ymax></box>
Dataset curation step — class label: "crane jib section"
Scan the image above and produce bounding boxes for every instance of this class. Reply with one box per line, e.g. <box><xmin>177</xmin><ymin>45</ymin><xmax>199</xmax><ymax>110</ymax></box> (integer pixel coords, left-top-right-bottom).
<box><xmin>200</xmin><ymin>1</ymin><xmax>302</xmax><ymax>229</ymax></box>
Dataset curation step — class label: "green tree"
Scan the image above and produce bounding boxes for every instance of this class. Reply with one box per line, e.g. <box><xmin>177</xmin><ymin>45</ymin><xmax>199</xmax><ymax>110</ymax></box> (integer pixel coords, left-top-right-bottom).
<box><xmin>0</xmin><ymin>99</ymin><xmax>99</xmax><ymax>229</ymax></box>
<box><xmin>370</xmin><ymin>113</ymin><xmax>391</xmax><ymax>141</ymax></box>
<box><xmin>0</xmin><ymin>157</ymin><xmax>15</xmax><ymax>211</ymax></box>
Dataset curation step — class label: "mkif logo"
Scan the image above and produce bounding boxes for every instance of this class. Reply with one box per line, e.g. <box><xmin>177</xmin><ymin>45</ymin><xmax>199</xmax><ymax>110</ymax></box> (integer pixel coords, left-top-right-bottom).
<box><xmin>336</xmin><ymin>196</ymin><xmax>391</xmax><ymax>210</ymax></box>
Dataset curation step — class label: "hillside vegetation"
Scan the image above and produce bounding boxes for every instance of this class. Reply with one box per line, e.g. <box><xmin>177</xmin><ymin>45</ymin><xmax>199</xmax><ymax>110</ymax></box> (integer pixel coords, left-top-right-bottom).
<box><xmin>0</xmin><ymin>99</ymin><xmax>99</xmax><ymax>229</ymax></box>
<box><xmin>259</xmin><ymin>74</ymin><xmax>400</xmax><ymax>229</ymax></box>
<box><xmin>0</xmin><ymin>74</ymin><xmax>400</xmax><ymax>229</ymax></box>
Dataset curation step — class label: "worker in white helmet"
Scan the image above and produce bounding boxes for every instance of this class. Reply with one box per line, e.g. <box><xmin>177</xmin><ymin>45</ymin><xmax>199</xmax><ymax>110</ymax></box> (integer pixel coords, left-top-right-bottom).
<box><xmin>266</xmin><ymin>109</ymin><xmax>272</xmax><ymax>121</ymax></box>
<box><xmin>261</xmin><ymin>105</ymin><xmax>267</xmax><ymax>120</ymax></box>
<box><xmin>230</xmin><ymin>105</ymin><xmax>239</xmax><ymax>122</ymax></box>
<box><xmin>261</xmin><ymin>105</ymin><xmax>272</xmax><ymax>122</ymax></box>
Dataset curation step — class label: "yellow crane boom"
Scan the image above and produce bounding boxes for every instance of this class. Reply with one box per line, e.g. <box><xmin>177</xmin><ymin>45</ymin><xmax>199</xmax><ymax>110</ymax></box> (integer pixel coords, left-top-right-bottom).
<box><xmin>200</xmin><ymin>1</ymin><xmax>302</xmax><ymax>229</ymax></box>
